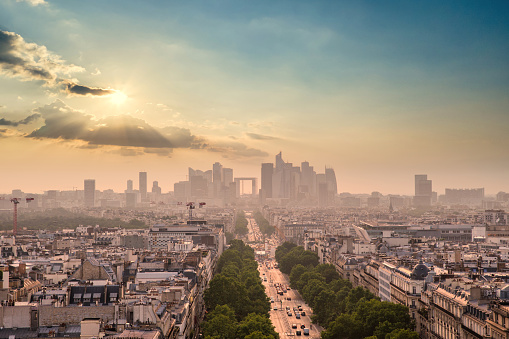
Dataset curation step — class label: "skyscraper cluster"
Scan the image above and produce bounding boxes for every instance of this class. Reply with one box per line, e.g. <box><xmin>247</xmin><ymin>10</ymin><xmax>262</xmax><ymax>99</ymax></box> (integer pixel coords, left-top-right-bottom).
<box><xmin>260</xmin><ymin>152</ymin><xmax>338</xmax><ymax>206</ymax></box>
<box><xmin>174</xmin><ymin>162</ymin><xmax>234</xmax><ymax>201</ymax></box>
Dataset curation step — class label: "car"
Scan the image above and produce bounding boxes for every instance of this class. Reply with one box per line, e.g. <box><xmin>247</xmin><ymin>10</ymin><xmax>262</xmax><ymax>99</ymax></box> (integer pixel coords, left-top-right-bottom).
<box><xmin>296</xmin><ymin>330</ymin><xmax>302</xmax><ymax>336</ymax></box>
<box><xmin>273</xmin><ymin>307</ymin><xmax>278</xmax><ymax>310</ymax></box>
<box><xmin>292</xmin><ymin>324</ymin><xmax>297</xmax><ymax>329</ymax></box>
<box><xmin>303</xmin><ymin>328</ymin><xmax>309</xmax><ymax>336</ymax></box>
<box><xmin>287</xmin><ymin>297</ymin><xmax>292</xmax><ymax>301</ymax></box>
<box><xmin>295</xmin><ymin>313</ymin><xmax>301</xmax><ymax>319</ymax></box>
<box><xmin>300</xmin><ymin>311</ymin><xmax>306</xmax><ymax>316</ymax></box>
<box><xmin>287</xmin><ymin>312</ymin><xmax>292</xmax><ymax>316</ymax></box>
<box><xmin>300</xmin><ymin>324</ymin><xmax>306</xmax><ymax>329</ymax></box>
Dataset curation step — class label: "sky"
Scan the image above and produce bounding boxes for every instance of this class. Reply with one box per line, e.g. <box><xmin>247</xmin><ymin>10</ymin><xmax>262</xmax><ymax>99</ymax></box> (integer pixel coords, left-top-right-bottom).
<box><xmin>0</xmin><ymin>0</ymin><xmax>508</xmax><ymax>195</ymax></box>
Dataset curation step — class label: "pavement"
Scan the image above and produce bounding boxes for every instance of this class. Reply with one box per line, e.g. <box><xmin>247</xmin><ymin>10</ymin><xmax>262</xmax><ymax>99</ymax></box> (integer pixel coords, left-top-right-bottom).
<box><xmin>259</xmin><ymin>263</ymin><xmax>324</xmax><ymax>338</ymax></box>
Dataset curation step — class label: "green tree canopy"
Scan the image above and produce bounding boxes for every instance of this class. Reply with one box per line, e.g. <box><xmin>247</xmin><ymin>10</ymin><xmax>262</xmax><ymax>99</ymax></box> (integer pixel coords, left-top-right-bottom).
<box><xmin>237</xmin><ymin>313</ymin><xmax>279</xmax><ymax>339</ymax></box>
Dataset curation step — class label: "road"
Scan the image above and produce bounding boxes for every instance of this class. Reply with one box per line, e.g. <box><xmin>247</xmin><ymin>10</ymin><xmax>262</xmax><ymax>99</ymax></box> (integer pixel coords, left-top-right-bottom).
<box><xmin>247</xmin><ymin>214</ymin><xmax>323</xmax><ymax>338</ymax></box>
<box><xmin>259</xmin><ymin>263</ymin><xmax>323</xmax><ymax>338</ymax></box>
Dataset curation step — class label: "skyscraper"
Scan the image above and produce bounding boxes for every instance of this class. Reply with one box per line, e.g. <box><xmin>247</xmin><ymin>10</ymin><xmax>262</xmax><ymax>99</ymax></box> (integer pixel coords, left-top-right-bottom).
<box><xmin>84</xmin><ymin>179</ymin><xmax>95</xmax><ymax>207</ymax></box>
<box><xmin>152</xmin><ymin>181</ymin><xmax>162</xmax><ymax>195</ymax></box>
<box><xmin>261</xmin><ymin>163</ymin><xmax>274</xmax><ymax>200</ymax></box>
<box><xmin>222</xmin><ymin>168</ymin><xmax>233</xmax><ymax>186</ymax></box>
<box><xmin>126</xmin><ymin>180</ymin><xmax>133</xmax><ymax>193</ymax></box>
<box><xmin>414</xmin><ymin>174</ymin><xmax>432</xmax><ymax>207</ymax></box>
<box><xmin>139</xmin><ymin>172</ymin><xmax>147</xmax><ymax>200</ymax></box>
<box><xmin>212</xmin><ymin>162</ymin><xmax>223</xmax><ymax>197</ymax></box>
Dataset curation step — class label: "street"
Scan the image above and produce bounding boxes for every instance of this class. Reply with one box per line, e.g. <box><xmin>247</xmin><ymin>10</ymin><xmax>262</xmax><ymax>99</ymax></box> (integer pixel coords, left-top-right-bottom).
<box><xmin>246</xmin><ymin>213</ymin><xmax>323</xmax><ymax>338</ymax></box>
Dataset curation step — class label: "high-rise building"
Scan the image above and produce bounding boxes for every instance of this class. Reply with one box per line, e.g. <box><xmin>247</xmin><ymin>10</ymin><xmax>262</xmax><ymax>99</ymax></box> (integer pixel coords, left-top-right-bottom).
<box><xmin>139</xmin><ymin>172</ymin><xmax>147</xmax><ymax>200</ymax></box>
<box><xmin>325</xmin><ymin>167</ymin><xmax>338</xmax><ymax>202</ymax></box>
<box><xmin>414</xmin><ymin>174</ymin><xmax>432</xmax><ymax>207</ymax></box>
<box><xmin>152</xmin><ymin>181</ymin><xmax>162</xmax><ymax>195</ymax></box>
<box><xmin>212</xmin><ymin>162</ymin><xmax>223</xmax><ymax>197</ymax></box>
<box><xmin>222</xmin><ymin>168</ymin><xmax>233</xmax><ymax>186</ymax></box>
<box><xmin>126</xmin><ymin>180</ymin><xmax>133</xmax><ymax>193</ymax></box>
<box><xmin>125</xmin><ymin>192</ymin><xmax>137</xmax><ymax>208</ymax></box>
<box><xmin>84</xmin><ymin>179</ymin><xmax>95</xmax><ymax>207</ymax></box>
<box><xmin>261</xmin><ymin>163</ymin><xmax>274</xmax><ymax>200</ymax></box>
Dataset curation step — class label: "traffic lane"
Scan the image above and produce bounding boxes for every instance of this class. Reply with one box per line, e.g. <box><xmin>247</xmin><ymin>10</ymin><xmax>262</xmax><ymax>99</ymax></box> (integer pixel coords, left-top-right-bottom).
<box><xmin>266</xmin><ymin>266</ymin><xmax>323</xmax><ymax>337</ymax></box>
<box><xmin>260</xmin><ymin>268</ymin><xmax>293</xmax><ymax>338</ymax></box>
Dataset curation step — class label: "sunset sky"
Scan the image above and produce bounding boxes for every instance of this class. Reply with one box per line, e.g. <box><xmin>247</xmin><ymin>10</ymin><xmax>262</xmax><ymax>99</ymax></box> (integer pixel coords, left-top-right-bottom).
<box><xmin>1</xmin><ymin>0</ymin><xmax>508</xmax><ymax>195</ymax></box>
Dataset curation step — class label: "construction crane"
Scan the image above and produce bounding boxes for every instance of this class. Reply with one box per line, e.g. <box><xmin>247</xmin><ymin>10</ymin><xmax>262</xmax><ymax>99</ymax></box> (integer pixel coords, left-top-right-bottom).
<box><xmin>186</xmin><ymin>202</ymin><xmax>195</xmax><ymax>220</ymax></box>
<box><xmin>10</xmin><ymin>197</ymin><xmax>34</xmax><ymax>236</ymax></box>
<box><xmin>186</xmin><ymin>202</ymin><xmax>206</xmax><ymax>220</ymax></box>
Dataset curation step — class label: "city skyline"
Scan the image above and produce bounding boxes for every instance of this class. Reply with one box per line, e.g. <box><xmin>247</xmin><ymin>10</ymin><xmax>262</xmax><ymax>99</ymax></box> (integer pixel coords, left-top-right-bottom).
<box><xmin>1</xmin><ymin>1</ymin><xmax>508</xmax><ymax>195</ymax></box>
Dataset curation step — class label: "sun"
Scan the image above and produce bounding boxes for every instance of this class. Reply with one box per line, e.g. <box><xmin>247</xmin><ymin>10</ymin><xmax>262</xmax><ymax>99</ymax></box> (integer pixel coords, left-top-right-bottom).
<box><xmin>109</xmin><ymin>91</ymin><xmax>128</xmax><ymax>105</ymax></box>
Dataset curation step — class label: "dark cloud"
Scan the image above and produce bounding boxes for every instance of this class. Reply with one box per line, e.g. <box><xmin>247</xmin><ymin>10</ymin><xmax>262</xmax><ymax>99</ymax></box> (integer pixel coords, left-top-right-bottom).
<box><xmin>65</xmin><ymin>82</ymin><xmax>115</xmax><ymax>96</ymax></box>
<box><xmin>86</xmin><ymin>116</ymin><xmax>173</xmax><ymax>148</ymax></box>
<box><xmin>208</xmin><ymin>141</ymin><xmax>269</xmax><ymax>158</ymax></box>
<box><xmin>143</xmin><ymin>148</ymin><xmax>173</xmax><ymax>157</ymax></box>
<box><xmin>246</xmin><ymin>132</ymin><xmax>280</xmax><ymax>140</ymax></box>
<box><xmin>27</xmin><ymin>100</ymin><xmax>174</xmax><ymax>148</ymax></box>
<box><xmin>160</xmin><ymin>126</ymin><xmax>204</xmax><ymax>148</ymax></box>
<box><xmin>0</xmin><ymin>30</ymin><xmax>116</xmax><ymax>97</ymax></box>
<box><xmin>0</xmin><ymin>113</ymin><xmax>40</xmax><ymax>126</ymax></box>
<box><xmin>21</xmin><ymin>100</ymin><xmax>268</xmax><ymax>158</ymax></box>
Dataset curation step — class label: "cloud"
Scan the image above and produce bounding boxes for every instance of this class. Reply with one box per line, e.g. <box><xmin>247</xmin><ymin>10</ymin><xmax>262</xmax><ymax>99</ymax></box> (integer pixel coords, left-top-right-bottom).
<box><xmin>207</xmin><ymin>141</ymin><xmax>269</xmax><ymax>158</ymax></box>
<box><xmin>64</xmin><ymin>81</ymin><xmax>115</xmax><ymax>96</ymax></box>
<box><xmin>19</xmin><ymin>100</ymin><xmax>268</xmax><ymax>158</ymax></box>
<box><xmin>26</xmin><ymin>100</ymin><xmax>174</xmax><ymax>148</ymax></box>
<box><xmin>143</xmin><ymin>148</ymin><xmax>173</xmax><ymax>157</ymax></box>
<box><xmin>0</xmin><ymin>30</ymin><xmax>115</xmax><ymax>97</ymax></box>
<box><xmin>0</xmin><ymin>113</ymin><xmax>40</xmax><ymax>126</ymax></box>
<box><xmin>16</xmin><ymin>0</ymin><xmax>47</xmax><ymax>6</ymax></box>
<box><xmin>246</xmin><ymin>132</ymin><xmax>280</xmax><ymax>140</ymax></box>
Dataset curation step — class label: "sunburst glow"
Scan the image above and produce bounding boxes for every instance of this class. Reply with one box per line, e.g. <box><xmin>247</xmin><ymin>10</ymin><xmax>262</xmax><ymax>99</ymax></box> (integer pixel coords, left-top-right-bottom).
<box><xmin>109</xmin><ymin>91</ymin><xmax>128</xmax><ymax>105</ymax></box>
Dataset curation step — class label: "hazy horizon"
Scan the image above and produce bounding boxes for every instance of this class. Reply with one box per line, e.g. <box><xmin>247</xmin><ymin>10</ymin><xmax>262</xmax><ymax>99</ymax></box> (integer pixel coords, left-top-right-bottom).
<box><xmin>1</xmin><ymin>1</ymin><xmax>508</xmax><ymax>196</ymax></box>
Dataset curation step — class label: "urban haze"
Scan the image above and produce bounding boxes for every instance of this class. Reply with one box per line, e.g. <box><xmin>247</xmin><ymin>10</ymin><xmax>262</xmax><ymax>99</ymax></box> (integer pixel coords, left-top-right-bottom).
<box><xmin>0</xmin><ymin>1</ymin><xmax>509</xmax><ymax>339</ymax></box>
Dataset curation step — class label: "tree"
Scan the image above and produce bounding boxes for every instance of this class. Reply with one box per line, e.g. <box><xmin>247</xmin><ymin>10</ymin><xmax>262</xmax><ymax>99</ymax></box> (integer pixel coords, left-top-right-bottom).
<box><xmin>312</xmin><ymin>289</ymin><xmax>338</xmax><ymax>327</ymax></box>
<box><xmin>329</xmin><ymin>277</ymin><xmax>352</xmax><ymax>293</ymax></box>
<box><xmin>289</xmin><ymin>264</ymin><xmax>308</xmax><ymax>287</ymax></box>
<box><xmin>385</xmin><ymin>328</ymin><xmax>419</xmax><ymax>339</ymax></box>
<box><xmin>341</xmin><ymin>287</ymin><xmax>375</xmax><ymax>314</ymax></box>
<box><xmin>355</xmin><ymin>299</ymin><xmax>413</xmax><ymax>338</ymax></box>
<box><xmin>216</xmin><ymin>249</ymin><xmax>243</xmax><ymax>273</ymax></box>
<box><xmin>244</xmin><ymin>331</ymin><xmax>276</xmax><ymax>339</ymax></box>
<box><xmin>313</xmin><ymin>264</ymin><xmax>340</xmax><ymax>283</ymax></box>
<box><xmin>237</xmin><ymin>313</ymin><xmax>279</xmax><ymax>339</ymax></box>
<box><xmin>201</xmin><ymin>305</ymin><xmax>237</xmax><ymax>339</ymax></box>
<box><xmin>302</xmin><ymin>279</ymin><xmax>327</xmax><ymax>308</ymax></box>
<box><xmin>295</xmin><ymin>271</ymin><xmax>325</xmax><ymax>291</ymax></box>
<box><xmin>204</xmin><ymin>274</ymin><xmax>250</xmax><ymax>319</ymax></box>
<box><xmin>321</xmin><ymin>313</ymin><xmax>364</xmax><ymax>339</ymax></box>
<box><xmin>221</xmin><ymin>263</ymin><xmax>241</xmax><ymax>278</ymax></box>
<box><xmin>275</xmin><ymin>242</ymin><xmax>297</xmax><ymax>262</ymax></box>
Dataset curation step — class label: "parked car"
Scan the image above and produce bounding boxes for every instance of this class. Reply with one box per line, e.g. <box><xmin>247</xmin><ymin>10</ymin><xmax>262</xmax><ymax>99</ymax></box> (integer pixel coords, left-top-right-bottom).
<box><xmin>292</xmin><ymin>324</ymin><xmax>297</xmax><ymax>329</ymax></box>
<box><xmin>303</xmin><ymin>328</ymin><xmax>309</xmax><ymax>336</ymax></box>
<box><xmin>296</xmin><ymin>330</ymin><xmax>302</xmax><ymax>336</ymax></box>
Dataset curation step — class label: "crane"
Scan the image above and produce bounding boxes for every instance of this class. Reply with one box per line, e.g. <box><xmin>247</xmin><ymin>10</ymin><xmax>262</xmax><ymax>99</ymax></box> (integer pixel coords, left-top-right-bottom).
<box><xmin>10</xmin><ymin>197</ymin><xmax>34</xmax><ymax>236</ymax></box>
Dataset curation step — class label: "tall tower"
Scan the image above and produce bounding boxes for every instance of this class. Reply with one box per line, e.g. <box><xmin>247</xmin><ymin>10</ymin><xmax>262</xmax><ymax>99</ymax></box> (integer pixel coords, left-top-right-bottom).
<box><xmin>414</xmin><ymin>174</ymin><xmax>432</xmax><ymax>207</ymax></box>
<box><xmin>261</xmin><ymin>163</ymin><xmax>274</xmax><ymax>200</ymax></box>
<box><xmin>139</xmin><ymin>172</ymin><xmax>147</xmax><ymax>200</ymax></box>
<box><xmin>212</xmin><ymin>162</ymin><xmax>223</xmax><ymax>197</ymax></box>
<box><xmin>126</xmin><ymin>180</ymin><xmax>133</xmax><ymax>193</ymax></box>
<box><xmin>84</xmin><ymin>179</ymin><xmax>95</xmax><ymax>207</ymax></box>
